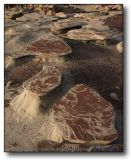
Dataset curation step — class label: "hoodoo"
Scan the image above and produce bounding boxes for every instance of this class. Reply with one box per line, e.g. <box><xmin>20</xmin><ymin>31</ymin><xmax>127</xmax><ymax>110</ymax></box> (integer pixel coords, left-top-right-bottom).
<box><xmin>5</xmin><ymin>4</ymin><xmax>122</xmax><ymax>152</ymax></box>
<box><xmin>10</xmin><ymin>66</ymin><xmax>62</xmax><ymax>120</ymax></box>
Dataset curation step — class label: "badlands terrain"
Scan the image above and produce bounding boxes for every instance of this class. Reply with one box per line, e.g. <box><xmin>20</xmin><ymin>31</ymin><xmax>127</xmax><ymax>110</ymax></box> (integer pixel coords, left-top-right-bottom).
<box><xmin>4</xmin><ymin>4</ymin><xmax>123</xmax><ymax>152</ymax></box>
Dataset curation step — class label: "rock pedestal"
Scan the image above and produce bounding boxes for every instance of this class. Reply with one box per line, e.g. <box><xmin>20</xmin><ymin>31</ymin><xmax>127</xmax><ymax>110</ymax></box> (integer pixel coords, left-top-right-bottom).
<box><xmin>10</xmin><ymin>67</ymin><xmax>62</xmax><ymax>120</ymax></box>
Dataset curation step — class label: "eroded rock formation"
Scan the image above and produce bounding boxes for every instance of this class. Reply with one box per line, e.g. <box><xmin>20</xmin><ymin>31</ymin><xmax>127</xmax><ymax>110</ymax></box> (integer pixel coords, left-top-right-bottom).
<box><xmin>40</xmin><ymin>84</ymin><xmax>118</xmax><ymax>144</ymax></box>
<box><xmin>5</xmin><ymin>31</ymin><xmax>71</xmax><ymax>59</ymax></box>
<box><xmin>10</xmin><ymin>66</ymin><xmax>62</xmax><ymax>120</ymax></box>
<box><xmin>4</xmin><ymin>4</ymin><xmax>123</xmax><ymax>152</ymax></box>
<box><xmin>63</xmin><ymin>14</ymin><xmax>122</xmax><ymax>42</ymax></box>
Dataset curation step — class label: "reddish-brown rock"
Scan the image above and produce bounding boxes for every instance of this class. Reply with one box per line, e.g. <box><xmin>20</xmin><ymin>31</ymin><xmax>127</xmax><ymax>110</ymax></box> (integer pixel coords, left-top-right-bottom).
<box><xmin>5</xmin><ymin>32</ymin><xmax>72</xmax><ymax>58</ymax></box>
<box><xmin>24</xmin><ymin>37</ymin><xmax>71</xmax><ymax>57</ymax></box>
<box><xmin>104</xmin><ymin>14</ymin><xmax>123</xmax><ymax>31</ymax></box>
<box><xmin>10</xmin><ymin>66</ymin><xmax>62</xmax><ymax>121</ymax></box>
<box><xmin>23</xmin><ymin>66</ymin><xmax>62</xmax><ymax>96</ymax></box>
<box><xmin>5</xmin><ymin>61</ymin><xmax>43</xmax><ymax>87</ymax></box>
<box><xmin>51</xmin><ymin>84</ymin><xmax>118</xmax><ymax>144</ymax></box>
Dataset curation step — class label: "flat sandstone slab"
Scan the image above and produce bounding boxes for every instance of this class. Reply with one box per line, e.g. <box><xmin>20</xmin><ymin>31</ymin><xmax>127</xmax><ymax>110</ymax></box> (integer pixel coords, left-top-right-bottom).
<box><xmin>52</xmin><ymin>84</ymin><xmax>118</xmax><ymax>144</ymax></box>
<box><xmin>63</xmin><ymin>14</ymin><xmax>122</xmax><ymax>41</ymax></box>
<box><xmin>25</xmin><ymin>36</ymin><xmax>71</xmax><ymax>56</ymax></box>
<box><xmin>9</xmin><ymin>66</ymin><xmax>62</xmax><ymax>121</ymax></box>
<box><xmin>5</xmin><ymin>61</ymin><xmax>43</xmax><ymax>87</ymax></box>
<box><xmin>65</xmin><ymin>27</ymin><xmax>120</xmax><ymax>41</ymax></box>
<box><xmin>23</xmin><ymin>66</ymin><xmax>62</xmax><ymax>96</ymax></box>
<box><xmin>50</xmin><ymin>17</ymin><xmax>87</xmax><ymax>31</ymax></box>
<box><xmin>5</xmin><ymin>31</ymin><xmax>72</xmax><ymax>58</ymax></box>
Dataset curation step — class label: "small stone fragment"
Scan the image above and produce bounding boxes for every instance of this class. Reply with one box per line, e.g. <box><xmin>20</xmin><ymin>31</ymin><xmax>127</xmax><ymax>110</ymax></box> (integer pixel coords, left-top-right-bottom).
<box><xmin>55</xmin><ymin>12</ymin><xmax>68</xmax><ymax>18</ymax></box>
<box><xmin>116</xmin><ymin>42</ymin><xmax>123</xmax><ymax>54</ymax></box>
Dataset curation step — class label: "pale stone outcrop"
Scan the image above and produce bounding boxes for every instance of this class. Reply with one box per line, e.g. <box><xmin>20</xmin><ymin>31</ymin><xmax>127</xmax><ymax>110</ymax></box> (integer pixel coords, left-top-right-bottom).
<box><xmin>50</xmin><ymin>17</ymin><xmax>87</xmax><ymax>32</ymax></box>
